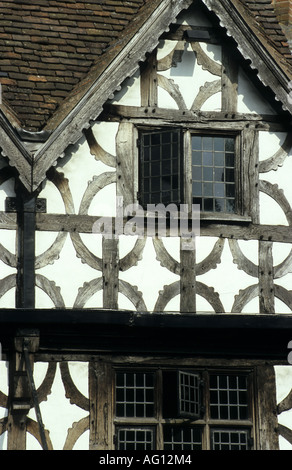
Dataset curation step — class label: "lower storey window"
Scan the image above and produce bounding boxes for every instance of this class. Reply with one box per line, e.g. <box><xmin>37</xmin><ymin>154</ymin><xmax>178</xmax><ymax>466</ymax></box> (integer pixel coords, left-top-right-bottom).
<box><xmin>114</xmin><ymin>368</ymin><xmax>254</xmax><ymax>450</ymax></box>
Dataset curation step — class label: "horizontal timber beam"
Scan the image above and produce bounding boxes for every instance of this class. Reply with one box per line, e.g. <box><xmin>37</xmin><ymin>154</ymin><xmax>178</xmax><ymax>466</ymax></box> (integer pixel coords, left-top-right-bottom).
<box><xmin>33</xmin><ymin>213</ymin><xmax>292</xmax><ymax>244</ymax></box>
<box><xmin>0</xmin><ymin>310</ymin><xmax>291</xmax><ymax>360</ymax></box>
<box><xmin>0</xmin><ymin>211</ymin><xmax>291</xmax><ymax>243</ymax></box>
<box><xmin>102</xmin><ymin>105</ymin><xmax>290</xmax><ymax>131</ymax></box>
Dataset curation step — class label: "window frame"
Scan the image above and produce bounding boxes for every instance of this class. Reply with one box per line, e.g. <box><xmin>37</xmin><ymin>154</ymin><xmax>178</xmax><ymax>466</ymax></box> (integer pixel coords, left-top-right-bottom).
<box><xmin>112</xmin><ymin>366</ymin><xmax>256</xmax><ymax>451</ymax></box>
<box><xmin>134</xmin><ymin>125</ymin><xmax>256</xmax><ymax>223</ymax></box>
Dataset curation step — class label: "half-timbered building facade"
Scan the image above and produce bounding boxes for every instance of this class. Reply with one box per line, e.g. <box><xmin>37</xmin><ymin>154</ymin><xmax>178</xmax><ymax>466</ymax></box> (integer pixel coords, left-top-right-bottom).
<box><xmin>0</xmin><ymin>0</ymin><xmax>292</xmax><ymax>450</ymax></box>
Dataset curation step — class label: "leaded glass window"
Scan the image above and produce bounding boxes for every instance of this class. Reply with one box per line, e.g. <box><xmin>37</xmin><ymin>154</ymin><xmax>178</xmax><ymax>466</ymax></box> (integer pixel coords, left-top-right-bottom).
<box><xmin>114</xmin><ymin>368</ymin><xmax>255</xmax><ymax>451</ymax></box>
<box><xmin>115</xmin><ymin>372</ymin><xmax>155</xmax><ymax>418</ymax></box>
<box><xmin>192</xmin><ymin>135</ymin><xmax>237</xmax><ymax>213</ymax></box>
<box><xmin>211</xmin><ymin>429</ymin><xmax>250</xmax><ymax>450</ymax></box>
<box><xmin>116</xmin><ymin>427</ymin><xmax>155</xmax><ymax>450</ymax></box>
<box><xmin>209</xmin><ymin>373</ymin><xmax>249</xmax><ymax>420</ymax></box>
<box><xmin>139</xmin><ymin>129</ymin><xmax>182</xmax><ymax>208</ymax></box>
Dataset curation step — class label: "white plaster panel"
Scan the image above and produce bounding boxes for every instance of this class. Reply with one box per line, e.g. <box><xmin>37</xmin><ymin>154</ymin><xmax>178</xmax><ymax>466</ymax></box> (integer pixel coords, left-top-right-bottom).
<box><xmin>35</xmin><ymin>233</ymin><xmax>102</xmax><ymax>309</ymax></box>
<box><xmin>259</xmin><ymin>191</ymin><xmax>288</xmax><ymax>226</ymax></box>
<box><xmin>238</xmin><ymin>68</ymin><xmax>276</xmax><ymax>114</ymax></box>
<box><xmin>157</xmin><ymin>86</ymin><xmax>180</xmax><ymax>109</ymax></box>
<box><xmin>201</xmin><ymin>92</ymin><xmax>221</xmax><ymax>112</ymax></box>
<box><xmin>258</xmin><ymin>131</ymin><xmax>286</xmax><ymax>162</ymax></box>
<box><xmin>27</xmin><ymin>362</ymin><xmax>89</xmax><ymax>450</ymax></box>
<box><xmin>0</xmin><ymin>157</ymin><xmax>15</xmax><ymax>212</ymax></box>
<box><xmin>0</xmin><ymin>179</ymin><xmax>15</xmax><ymax>212</ymax></box>
<box><xmin>0</xmin><ymin>288</ymin><xmax>15</xmax><ymax>308</ymax></box>
<box><xmin>275</xmin><ymin>366</ymin><xmax>292</xmax><ymax>449</ymax></box>
<box><xmin>44</xmin><ymin>133</ymin><xmax>117</xmax><ymax>216</ymax></box>
<box><xmin>259</xmin><ymin>130</ymin><xmax>292</xmax><ymax>225</ymax></box>
<box><xmin>91</xmin><ymin>121</ymin><xmax>119</xmax><ymax>157</ymax></box>
<box><xmin>110</xmin><ymin>69</ymin><xmax>141</xmax><ymax>107</ymax></box>
<box><xmin>118</xmin><ymin>236</ymin><xmax>180</xmax><ymax>312</ymax></box>
<box><xmin>87</xmin><ymin>182</ymin><xmax>117</xmax><ymax>218</ymax></box>
<box><xmin>272</xmin><ymin>243</ymin><xmax>292</xmax><ymax>312</ymax></box>
<box><xmin>196</xmin><ymin>238</ymin><xmax>259</xmax><ymax>313</ymax></box>
<box><xmin>158</xmin><ymin>42</ymin><xmax>221</xmax><ymax>111</ymax></box>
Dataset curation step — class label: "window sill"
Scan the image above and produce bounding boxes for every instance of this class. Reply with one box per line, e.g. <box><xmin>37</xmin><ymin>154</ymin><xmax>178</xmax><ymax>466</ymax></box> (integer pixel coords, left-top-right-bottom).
<box><xmin>199</xmin><ymin>212</ymin><xmax>252</xmax><ymax>223</ymax></box>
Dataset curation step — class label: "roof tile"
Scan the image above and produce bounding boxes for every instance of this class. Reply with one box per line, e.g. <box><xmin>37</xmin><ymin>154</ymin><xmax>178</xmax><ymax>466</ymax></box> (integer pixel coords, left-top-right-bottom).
<box><xmin>0</xmin><ymin>0</ymin><xmax>291</xmax><ymax>131</ymax></box>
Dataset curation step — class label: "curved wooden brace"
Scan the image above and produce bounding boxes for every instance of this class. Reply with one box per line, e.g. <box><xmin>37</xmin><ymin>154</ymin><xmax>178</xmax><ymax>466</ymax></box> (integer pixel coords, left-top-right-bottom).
<box><xmin>259</xmin><ymin>180</ymin><xmax>292</xmax><ymax>226</ymax></box>
<box><xmin>0</xmin><ymin>417</ymin><xmax>8</xmax><ymax>436</ymax></box>
<box><xmin>196</xmin><ymin>238</ymin><xmax>225</xmax><ymax>276</ymax></box>
<box><xmin>70</xmin><ymin>232</ymin><xmax>103</xmax><ymax>272</ymax></box>
<box><xmin>191</xmin><ymin>79</ymin><xmax>221</xmax><ymax>111</ymax></box>
<box><xmin>119</xmin><ymin>238</ymin><xmax>147</xmax><ymax>272</ymax></box>
<box><xmin>278</xmin><ymin>424</ymin><xmax>292</xmax><ymax>446</ymax></box>
<box><xmin>60</xmin><ymin>362</ymin><xmax>90</xmax><ymax>412</ymax></box>
<box><xmin>191</xmin><ymin>42</ymin><xmax>222</xmax><ymax>76</ymax></box>
<box><xmin>35</xmin><ymin>232</ymin><xmax>68</xmax><ymax>270</ymax></box>
<box><xmin>46</xmin><ymin>167</ymin><xmax>75</xmax><ymax>215</ymax></box>
<box><xmin>278</xmin><ymin>387</ymin><xmax>292</xmax><ymax>415</ymax></box>
<box><xmin>84</xmin><ymin>127</ymin><xmax>116</xmax><ymax>168</ymax></box>
<box><xmin>26</xmin><ymin>417</ymin><xmax>53</xmax><ymax>450</ymax></box>
<box><xmin>152</xmin><ymin>238</ymin><xmax>180</xmax><ymax>276</ymax></box>
<box><xmin>196</xmin><ymin>281</ymin><xmax>225</xmax><ymax>313</ymax></box>
<box><xmin>0</xmin><ymin>274</ymin><xmax>16</xmax><ymax>299</ymax></box>
<box><xmin>119</xmin><ymin>279</ymin><xmax>147</xmax><ymax>311</ymax></box>
<box><xmin>157</xmin><ymin>40</ymin><xmax>186</xmax><ymax>71</ymax></box>
<box><xmin>63</xmin><ymin>416</ymin><xmax>89</xmax><ymax>451</ymax></box>
<box><xmin>0</xmin><ymin>244</ymin><xmax>16</xmax><ymax>268</ymax></box>
<box><xmin>154</xmin><ymin>280</ymin><xmax>224</xmax><ymax>313</ymax></box>
<box><xmin>73</xmin><ymin>278</ymin><xmax>103</xmax><ymax>309</ymax></box>
<box><xmin>154</xmin><ymin>281</ymin><xmax>180</xmax><ymax>312</ymax></box>
<box><xmin>78</xmin><ymin>172</ymin><xmax>116</xmax><ymax>216</ymax></box>
<box><xmin>259</xmin><ymin>133</ymin><xmax>292</xmax><ymax>174</ymax></box>
<box><xmin>228</xmin><ymin>239</ymin><xmax>258</xmax><ymax>278</ymax></box>
<box><xmin>36</xmin><ymin>362</ymin><xmax>57</xmax><ymax>405</ymax></box>
<box><xmin>274</xmin><ymin>284</ymin><xmax>292</xmax><ymax>311</ymax></box>
<box><xmin>0</xmin><ymin>390</ymin><xmax>8</xmax><ymax>410</ymax></box>
<box><xmin>231</xmin><ymin>284</ymin><xmax>259</xmax><ymax>313</ymax></box>
<box><xmin>157</xmin><ymin>74</ymin><xmax>187</xmax><ymax>110</ymax></box>
<box><xmin>35</xmin><ymin>274</ymin><xmax>65</xmax><ymax>308</ymax></box>
<box><xmin>274</xmin><ymin>249</ymin><xmax>292</xmax><ymax>279</ymax></box>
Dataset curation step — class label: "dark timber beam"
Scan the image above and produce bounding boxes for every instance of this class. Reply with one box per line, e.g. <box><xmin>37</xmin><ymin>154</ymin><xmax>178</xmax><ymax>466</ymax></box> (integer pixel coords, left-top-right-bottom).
<box><xmin>15</xmin><ymin>187</ymin><xmax>37</xmax><ymax>309</ymax></box>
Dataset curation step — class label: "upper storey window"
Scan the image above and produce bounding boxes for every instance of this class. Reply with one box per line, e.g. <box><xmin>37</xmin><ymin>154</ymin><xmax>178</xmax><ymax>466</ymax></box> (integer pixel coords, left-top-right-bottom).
<box><xmin>192</xmin><ymin>134</ymin><xmax>237</xmax><ymax>214</ymax></box>
<box><xmin>137</xmin><ymin>127</ymin><xmax>252</xmax><ymax>222</ymax></box>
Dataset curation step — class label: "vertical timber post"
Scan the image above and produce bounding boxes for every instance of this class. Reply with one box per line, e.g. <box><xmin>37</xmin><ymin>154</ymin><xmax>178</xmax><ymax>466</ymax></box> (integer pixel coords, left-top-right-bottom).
<box><xmin>16</xmin><ymin>186</ymin><xmax>37</xmax><ymax>309</ymax></box>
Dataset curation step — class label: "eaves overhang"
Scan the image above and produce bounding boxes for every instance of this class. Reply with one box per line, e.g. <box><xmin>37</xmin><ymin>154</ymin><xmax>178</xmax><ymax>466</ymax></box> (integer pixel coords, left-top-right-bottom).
<box><xmin>0</xmin><ymin>310</ymin><xmax>291</xmax><ymax>361</ymax></box>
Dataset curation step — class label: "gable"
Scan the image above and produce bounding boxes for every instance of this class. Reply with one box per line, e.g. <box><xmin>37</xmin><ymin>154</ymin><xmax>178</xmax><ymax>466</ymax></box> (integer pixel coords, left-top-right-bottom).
<box><xmin>0</xmin><ymin>0</ymin><xmax>291</xmax><ymax>192</ymax></box>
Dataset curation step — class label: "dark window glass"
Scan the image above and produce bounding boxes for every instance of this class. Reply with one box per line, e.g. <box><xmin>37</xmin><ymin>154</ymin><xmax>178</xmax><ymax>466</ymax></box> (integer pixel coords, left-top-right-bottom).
<box><xmin>164</xmin><ymin>426</ymin><xmax>202</xmax><ymax>450</ymax></box>
<box><xmin>192</xmin><ymin>135</ymin><xmax>236</xmax><ymax>213</ymax></box>
<box><xmin>116</xmin><ymin>372</ymin><xmax>155</xmax><ymax>418</ymax></box>
<box><xmin>211</xmin><ymin>429</ymin><xmax>249</xmax><ymax>450</ymax></box>
<box><xmin>139</xmin><ymin>129</ymin><xmax>182</xmax><ymax>207</ymax></box>
<box><xmin>116</xmin><ymin>427</ymin><xmax>155</xmax><ymax>450</ymax></box>
<box><xmin>209</xmin><ymin>374</ymin><xmax>249</xmax><ymax>420</ymax></box>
